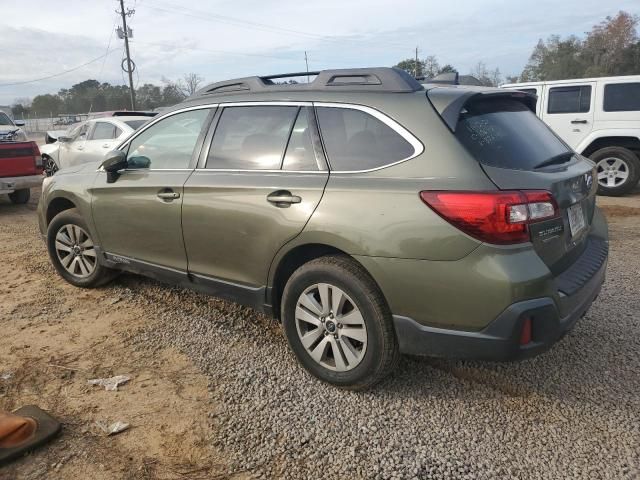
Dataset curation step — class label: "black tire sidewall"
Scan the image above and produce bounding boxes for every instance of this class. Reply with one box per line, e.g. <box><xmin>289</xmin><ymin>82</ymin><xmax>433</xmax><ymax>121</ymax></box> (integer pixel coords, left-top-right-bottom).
<box><xmin>591</xmin><ymin>147</ymin><xmax>640</xmax><ymax>196</ymax></box>
<box><xmin>9</xmin><ymin>189</ymin><xmax>30</xmax><ymax>204</ymax></box>
<box><xmin>46</xmin><ymin>209</ymin><xmax>112</xmax><ymax>288</ymax></box>
<box><xmin>281</xmin><ymin>258</ymin><xmax>393</xmax><ymax>388</ymax></box>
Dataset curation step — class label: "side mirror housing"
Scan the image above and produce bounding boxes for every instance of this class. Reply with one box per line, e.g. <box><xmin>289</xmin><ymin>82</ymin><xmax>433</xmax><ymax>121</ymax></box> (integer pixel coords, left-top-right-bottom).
<box><xmin>14</xmin><ymin>120</ymin><xmax>25</xmax><ymax>127</ymax></box>
<box><xmin>57</xmin><ymin>135</ymin><xmax>72</xmax><ymax>143</ymax></box>
<box><xmin>101</xmin><ymin>150</ymin><xmax>128</xmax><ymax>183</ymax></box>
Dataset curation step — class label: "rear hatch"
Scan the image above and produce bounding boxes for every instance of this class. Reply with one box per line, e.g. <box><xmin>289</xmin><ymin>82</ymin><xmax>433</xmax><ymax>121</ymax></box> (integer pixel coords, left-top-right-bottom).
<box><xmin>427</xmin><ymin>88</ymin><xmax>597</xmax><ymax>273</ymax></box>
<box><xmin>0</xmin><ymin>141</ymin><xmax>42</xmax><ymax>178</ymax></box>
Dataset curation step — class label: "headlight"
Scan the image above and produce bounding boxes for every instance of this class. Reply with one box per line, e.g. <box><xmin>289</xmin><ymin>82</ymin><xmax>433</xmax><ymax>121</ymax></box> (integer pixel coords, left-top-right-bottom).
<box><xmin>7</xmin><ymin>129</ymin><xmax>27</xmax><ymax>141</ymax></box>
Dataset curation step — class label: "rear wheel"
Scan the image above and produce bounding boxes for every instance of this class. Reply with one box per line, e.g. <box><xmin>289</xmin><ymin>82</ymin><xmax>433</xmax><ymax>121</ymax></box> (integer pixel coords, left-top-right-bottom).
<box><xmin>8</xmin><ymin>189</ymin><xmax>30</xmax><ymax>204</ymax></box>
<box><xmin>281</xmin><ymin>255</ymin><xmax>399</xmax><ymax>390</ymax></box>
<box><xmin>591</xmin><ymin>147</ymin><xmax>640</xmax><ymax>196</ymax></box>
<box><xmin>47</xmin><ymin>208</ymin><xmax>117</xmax><ymax>288</ymax></box>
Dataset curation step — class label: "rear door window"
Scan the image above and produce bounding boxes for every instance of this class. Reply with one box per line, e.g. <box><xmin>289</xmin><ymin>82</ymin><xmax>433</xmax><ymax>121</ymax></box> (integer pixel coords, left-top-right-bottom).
<box><xmin>316</xmin><ymin>107</ymin><xmax>415</xmax><ymax>171</ymax></box>
<box><xmin>455</xmin><ymin>98</ymin><xmax>571</xmax><ymax>170</ymax></box>
<box><xmin>547</xmin><ymin>86</ymin><xmax>591</xmax><ymax>114</ymax></box>
<box><xmin>603</xmin><ymin>83</ymin><xmax>640</xmax><ymax>112</ymax></box>
<box><xmin>90</xmin><ymin>122</ymin><xmax>117</xmax><ymax>140</ymax></box>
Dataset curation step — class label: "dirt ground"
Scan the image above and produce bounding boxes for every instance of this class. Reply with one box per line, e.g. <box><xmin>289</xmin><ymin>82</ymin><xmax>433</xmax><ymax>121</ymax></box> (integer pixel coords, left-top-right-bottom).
<box><xmin>0</xmin><ymin>192</ymin><xmax>232</xmax><ymax>479</ymax></box>
<box><xmin>1</xmin><ymin>185</ymin><xmax>639</xmax><ymax>479</ymax></box>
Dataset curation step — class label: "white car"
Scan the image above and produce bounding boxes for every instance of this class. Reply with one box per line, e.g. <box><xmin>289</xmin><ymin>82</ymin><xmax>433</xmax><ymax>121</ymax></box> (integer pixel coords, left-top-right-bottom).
<box><xmin>0</xmin><ymin>111</ymin><xmax>28</xmax><ymax>142</ymax></box>
<box><xmin>41</xmin><ymin>116</ymin><xmax>150</xmax><ymax>176</ymax></box>
<box><xmin>502</xmin><ymin>75</ymin><xmax>640</xmax><ymax>196</ymax></box>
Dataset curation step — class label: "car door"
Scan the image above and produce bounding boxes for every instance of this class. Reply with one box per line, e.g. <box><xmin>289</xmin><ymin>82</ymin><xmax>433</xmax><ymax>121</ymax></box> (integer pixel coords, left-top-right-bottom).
<box><xmin>91</xmin><ymin>107</ymin><xmax>213</xmax><ymax>273</ymax></box>
<box><xmin>58</xmin><ymin>122</ymin><xmax>89</xmax><ymax>169</ymax></box>
<box><xmin>181</xmin><ymin>103</ymin><xmax>329</xmax><ymax>300</ymax></box>
<box><xmin>541</xmin><ymin>82</ymin><xmax>596</xmax><ymax>150</ymax></box>
<box><xmin>80</xmin><ymin>121</ymin><xmax>122</xmax><ymax>162</ymax></box>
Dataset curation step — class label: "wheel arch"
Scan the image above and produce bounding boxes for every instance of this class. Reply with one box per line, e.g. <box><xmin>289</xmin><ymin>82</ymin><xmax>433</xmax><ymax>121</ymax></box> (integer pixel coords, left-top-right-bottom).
<box><xmin>46</xmin><ymin>196</ymin><xmax>77</xmax><ymax>225</ymax></box>
<box><xmin>581</xmin><ymin>136</ymin><xmax>640</xmax><ymax>158</ymax></box>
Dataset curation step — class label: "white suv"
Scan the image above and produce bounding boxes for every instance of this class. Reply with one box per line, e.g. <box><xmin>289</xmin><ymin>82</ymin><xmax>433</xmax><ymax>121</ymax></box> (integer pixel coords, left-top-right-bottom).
<box><xmin>503</xmin><ymin>75</ymin><xmax>640</xmax><ymax>196</ymax></box>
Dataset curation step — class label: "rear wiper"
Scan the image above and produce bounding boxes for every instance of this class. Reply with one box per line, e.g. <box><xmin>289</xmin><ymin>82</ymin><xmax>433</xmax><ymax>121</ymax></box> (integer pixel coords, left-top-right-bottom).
<box><xmin>534</xmin><ymin>152</ymin><xmax>573</xmax><ymax>170</ymax></box>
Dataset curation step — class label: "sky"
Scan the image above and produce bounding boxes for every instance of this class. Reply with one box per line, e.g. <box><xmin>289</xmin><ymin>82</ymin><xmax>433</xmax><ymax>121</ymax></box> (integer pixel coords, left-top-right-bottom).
<box><xmin>0</xmin><ymin>0</ymin><xmax>637</xmax><ymax>105</ymax></box>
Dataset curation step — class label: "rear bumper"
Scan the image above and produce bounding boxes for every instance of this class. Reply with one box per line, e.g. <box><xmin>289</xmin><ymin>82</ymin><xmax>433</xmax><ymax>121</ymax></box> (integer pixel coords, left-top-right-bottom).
<box><xmin>394</xmin><ymin>238</ymin><xmax>608</xmax><ymax>361</ymax></box>
<box><xmin>0</xmin><ymin>174</ymin><xmax>43</xmax><ymax>194</ymax></box>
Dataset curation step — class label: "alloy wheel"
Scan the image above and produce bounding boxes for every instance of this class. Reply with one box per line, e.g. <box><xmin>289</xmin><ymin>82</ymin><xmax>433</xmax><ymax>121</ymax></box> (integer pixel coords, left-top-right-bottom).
<box><xmin>54</xmin><ymin>224</ymin><xmax>97</xmax><ymax>278</ymax></box>
<box><xmin>597</xmin><ymin>157</ymin><xmax>630</xmax><ymax>188</ymax></box>
<box><xmin>44</xmin><ymin>157</ymin><xmax>58</xmax><ymax>177</ymax></box>
<box><xmin>295</xmin><ymin>283</ymin><xmax>368</xmax><ymax>372</ymax></box>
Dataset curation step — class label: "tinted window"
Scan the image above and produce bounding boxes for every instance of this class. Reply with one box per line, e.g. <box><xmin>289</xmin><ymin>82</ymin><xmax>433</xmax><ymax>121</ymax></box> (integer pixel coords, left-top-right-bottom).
<box><xmin>207</xmin><ymin>106</ymin><xmax>298</xmax><ymax>170</ymax></box>
<box><xmin>548</xmin><ymin>86</ymin><xmax>591</xmax><ymax>113</ymax></box>
<box><xmin>127</xmin><ymin>109</ymin><xmax>209</xmax><ymax>169</ymax></box>
<box><xmin>603</xmin><ymin>83</ymin><xmax>640</xmax><ymax>112</ymax></box>
<box><xmin>91</xmin><ymin>122</ymin><xmax>117</xmax><ymax>140</ymax></box>
<box><xmin>282</xmin><ymin>108</ymin><xmax>318</xmax><ymax>171</ymax></box>
<box><xmin>0</xmin><ymin>113</ymin><xmax>13</xmax><ymax>126</ymax></box>
<box><xmin>316</xmin><ymin>107</ymin><xmax>414</xmax><ymax>171</ymax></box>
<box><xmin>519</xmin><ymin>88</ymin><xmax>537</xmax><ymax>96</ymax></box>
<box><xmin>124</xmin><ymin>120</ymin><xmax>148</xmax><ymax>130</ymax></box>
<box><xmin>455</xmin><ymin>98</ymin><xmax>570</xmax><ymax>170</ymax></box>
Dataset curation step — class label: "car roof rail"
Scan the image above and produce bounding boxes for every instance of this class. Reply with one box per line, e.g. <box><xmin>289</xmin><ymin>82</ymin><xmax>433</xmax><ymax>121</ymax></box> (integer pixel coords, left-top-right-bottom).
<box><xmin>193</xmin><ymin>67</ymin><xmax>424</xmax><ymax>97</ymax></box>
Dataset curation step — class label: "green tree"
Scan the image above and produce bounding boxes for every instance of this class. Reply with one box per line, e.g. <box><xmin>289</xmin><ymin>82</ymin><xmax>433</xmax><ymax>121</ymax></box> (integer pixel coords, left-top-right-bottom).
<box><xmin>438</xmin><ymin>64</ymin><xmax>457</xmax><ymax>74</ymax></box>
<box><xmin>31</xmin><ymin>94</ymin><xmax>64</xmax><ymax>117</ymax></box>
<box><xmin>394</xmin><ymin>58</ymin><xmax>425</xmax><ymax>77</ymax></box>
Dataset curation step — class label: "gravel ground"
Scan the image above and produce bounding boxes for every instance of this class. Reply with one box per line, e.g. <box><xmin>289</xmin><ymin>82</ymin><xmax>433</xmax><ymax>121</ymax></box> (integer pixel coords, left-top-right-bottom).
<box><xmin>114</xmin><ymin>211</ymin><xmax>640</xmax><ymax>479</ymax></box>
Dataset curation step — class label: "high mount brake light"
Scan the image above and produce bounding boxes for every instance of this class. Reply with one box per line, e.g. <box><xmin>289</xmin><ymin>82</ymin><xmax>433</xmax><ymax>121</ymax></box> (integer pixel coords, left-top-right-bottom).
<box><xmin>419</xmin><ymin>190</ymin><xmax>558</xmax><ymax>245</ymax></box>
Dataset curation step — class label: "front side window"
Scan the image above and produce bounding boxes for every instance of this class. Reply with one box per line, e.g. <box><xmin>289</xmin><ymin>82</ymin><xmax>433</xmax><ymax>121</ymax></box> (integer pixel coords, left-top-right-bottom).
<box><xmin>316</xmin><ymin>107</ymin><xmax>415</xmax><ymax>171</ymax></box>
<box><xmin>207</xmin><ymin>106</ymin><xmax>298</xmax><ymax>170</ymax></box>
<box><xmin>603</xmin><ymin>83</ymin><xmax>640</xmax><ymax>112</ymax></box>
<box><xmin>90</xmin><ymin>122</ymin><xmax>117</xmax><ymax>140</ymax></box>
<box><xmin>127</xmin><ymin>109</ymin><xmax>210</xmax><ymax>169</ymax></box>
<box><xmin>547</xmin><ymin>85</ymin><xmax>591</xmax><ymax>114</ymax></box>
<box><xmin>0</xmin><ymin>113</ymin><xmax>13</xmax><ymax>126</ymax></box>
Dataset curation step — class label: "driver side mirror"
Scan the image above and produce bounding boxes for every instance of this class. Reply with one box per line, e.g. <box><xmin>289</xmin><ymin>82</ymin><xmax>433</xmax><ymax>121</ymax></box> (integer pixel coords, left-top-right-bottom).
<box><xmin>57</xmin><ymin>136</ymin><xmax>72</xmax><ymax>143</ymax></box>
<box><xmin>101</xmin><ymin>150</ymin><xmax>128</xmax><ymax>183</ymax></box>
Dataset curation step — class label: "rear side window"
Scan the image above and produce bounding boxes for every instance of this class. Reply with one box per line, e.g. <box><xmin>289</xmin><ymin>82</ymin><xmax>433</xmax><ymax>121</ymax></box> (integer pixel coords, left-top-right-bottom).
<box><xmin>455</xmin><ymin>98</ymin><xmax>570</xmax><ymax>170</ymax></box>
<box><xmin>316</xmin><ymin>107</ymin><xmax>414</xmax><ymax>171</ymax></box>
<box><xmin>547</xmin><ymin>86</ymin><xmax>591</xmax><ymax>113</ymax></box>
<box><xmin>124</xmin><ymin>120</ymin><xmax>148</xmax><ymax>130</ymax></box>
<box><xmin>207</xmin><ymin>106</ymin><xmax>298</xmax><ymax>170</ymax></box>
<box><xmin>282</xmin><ymin>108</ymin><xmax>318</xmax><ymax>171</ymax></box>
<box><xmin>90</xmin><ymin>122</ymin><xmax>117</xmax><ymax>140</ymax></box>
<box><xmin>603</xmin><ymin>83</ymin><xmax>640</xmax><ymax>112</ymax></box>
<box><xmin>518</xmin><ymin>88</ymin><xmax>538</xmax><ymax>96</ymax></box>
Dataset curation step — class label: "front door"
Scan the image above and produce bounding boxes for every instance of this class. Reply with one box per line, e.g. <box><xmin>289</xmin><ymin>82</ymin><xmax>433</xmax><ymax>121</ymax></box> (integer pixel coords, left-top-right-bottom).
<box><xmin>541</xmin><ymin>82</ymin><xmax>595</xmax><ymax>150</ymax></box>
<box><xmin>91</xmin><ymin>108</ymin><xmax>213</xmax><ymax>271</ymax></box>
<box><xmin>58</xmin><ymin>122</ymin><xmax>89</xmax><ymax>169</ymax></box>
<box><xmin>182</xmin><ymin>104</ymin><xmax>328</xmax><ymax>294</ymax></box>
<box><xmin>80</xmin><ymin>121</ymin><xmax>122</xmax><ymax>164</ymax></box>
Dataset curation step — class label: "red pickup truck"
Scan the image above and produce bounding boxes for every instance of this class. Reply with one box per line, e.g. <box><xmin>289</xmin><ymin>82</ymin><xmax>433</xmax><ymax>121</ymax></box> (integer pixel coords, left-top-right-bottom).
<box><xmin>0</xmin><ymin>118</ymin><xmax>44</xmax><ymax>204</ymax></box>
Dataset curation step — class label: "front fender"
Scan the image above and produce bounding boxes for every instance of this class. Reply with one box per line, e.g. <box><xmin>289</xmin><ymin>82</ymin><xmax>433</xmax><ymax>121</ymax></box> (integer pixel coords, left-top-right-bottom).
<box><xmin>576</xmin><ymin>129</ymin><xmax>640</xmax><ymax>154</ymax></box>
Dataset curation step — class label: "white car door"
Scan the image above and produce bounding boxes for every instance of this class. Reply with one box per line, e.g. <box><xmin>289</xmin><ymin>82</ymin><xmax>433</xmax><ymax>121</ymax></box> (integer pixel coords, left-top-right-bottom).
<box><xmin>80</xmin><ymin>121</ymin><xmax>123</xmax><ymax>162</ymax></box>
<box><xmin>58</xmin><ymin>122</ymin><xmax>89</xmax><ymax>169</ymax></box>
<box><xmin>540</xmin><ymin>82</ymin><xmax>596</xmax><ymax>150</ymax></box>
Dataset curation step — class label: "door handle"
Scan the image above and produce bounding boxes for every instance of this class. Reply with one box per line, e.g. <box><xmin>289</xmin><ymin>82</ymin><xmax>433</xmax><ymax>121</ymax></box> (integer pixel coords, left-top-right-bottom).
<box><xmin>267</xmin><ymin>190</ymin><xmax>301</xmax><ymax>207</ymax></box>
<box><xmin>157</xmin><ymin>190</ymin><xmax>180</xmax><ymax>201</ymax></box>
<box><xmin>102</xmin><ymin>144</ymin><xmax>111</xmax><ymax>148</ymax></box>
<box><xmin>571</xmin><ymin>119</ymin><xmax>588</xmax><ymax>124</ymax></box>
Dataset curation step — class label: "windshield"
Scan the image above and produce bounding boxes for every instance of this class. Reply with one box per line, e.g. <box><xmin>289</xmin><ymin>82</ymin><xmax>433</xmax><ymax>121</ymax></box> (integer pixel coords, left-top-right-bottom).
<box><xmin>124</xmin><ymin>120</ymin><xmax>148</xmax><ymax>130</ymax></box>
<box><xmin>0</xmin><ymin>113</ymin><xmax>14</xmax><ymax>126</ymax></box>
<box><xmin>455</xmin><ymin>98</ymin><xmax>571</xmax><ymax>170</ymax></box>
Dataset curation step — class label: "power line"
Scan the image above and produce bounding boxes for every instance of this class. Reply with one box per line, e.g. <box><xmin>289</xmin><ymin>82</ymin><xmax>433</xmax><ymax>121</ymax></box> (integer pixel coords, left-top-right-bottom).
<box><xmin>0</xmin><ymin>49</ymin><xmax>120</xmax><ymax>88</ymax></box>
<box><xmin>128</xmin><ymin>40</ymin><xmax>295</xmax><ymax>60</ymax></box>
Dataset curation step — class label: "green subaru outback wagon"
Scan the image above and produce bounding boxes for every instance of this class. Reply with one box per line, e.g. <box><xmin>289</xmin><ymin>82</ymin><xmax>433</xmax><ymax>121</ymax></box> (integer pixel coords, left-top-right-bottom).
<box><xmin>38</xmin><ymin>67</ymin><xmax>608</xmax><ymax>390</ymax></box>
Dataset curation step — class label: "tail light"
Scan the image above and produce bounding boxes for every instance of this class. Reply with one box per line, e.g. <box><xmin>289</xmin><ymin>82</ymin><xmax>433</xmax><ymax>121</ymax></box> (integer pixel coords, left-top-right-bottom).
<box><xmin>31</xmin><ymin>142</ymin><xmax>43</xmax><ymax>171</ymax></box>
<box><xmin>419</xmin><ymin>190</ymin><xmax>558</xmax><ymax>245</ymax></box>
<box><xmin>519</xmin><ymin>317</ymin><xmax>532</xmax><ymax>345</ymax></box>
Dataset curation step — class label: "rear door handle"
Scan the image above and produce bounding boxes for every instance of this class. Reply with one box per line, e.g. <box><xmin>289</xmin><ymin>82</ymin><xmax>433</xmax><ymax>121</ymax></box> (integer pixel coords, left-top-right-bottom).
<box><xmin>267</xmin><ymin>190</ymin><xmax>301</xmax><ymax>207</ymax></box>
<box><xmin>571</xmin><ymin>119</ymin><xmax>588</xmax><ymax>124</ymax></box>
<box><xmin>157</xmin><ymin>190</ymin><xmax>180</xmax><ymax>201</ymax></box>
<box><xmin>102</xmin><ymin>143</ymin><xmax>111</xmax><ymax>148</ymax></box>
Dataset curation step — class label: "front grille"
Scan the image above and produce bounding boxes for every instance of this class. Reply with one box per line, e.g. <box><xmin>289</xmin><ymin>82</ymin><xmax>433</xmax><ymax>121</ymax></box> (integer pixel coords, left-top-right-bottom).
<box><xmin>555</xmin><ymin>238</ymin><xmax>608</xmax><ymax>296</ymax></box>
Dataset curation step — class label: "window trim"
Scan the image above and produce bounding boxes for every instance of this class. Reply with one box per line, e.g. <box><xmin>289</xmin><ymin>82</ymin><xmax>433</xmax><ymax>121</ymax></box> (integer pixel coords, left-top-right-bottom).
<box><xmin>313</xmin><ymin>102</ymin><xmax>424</xmax><ymax>173</ymax></box>
<box><xmin>546</xmin><ymin>85</ymin><xmax>592</xmax><ymax>115</ymax></box>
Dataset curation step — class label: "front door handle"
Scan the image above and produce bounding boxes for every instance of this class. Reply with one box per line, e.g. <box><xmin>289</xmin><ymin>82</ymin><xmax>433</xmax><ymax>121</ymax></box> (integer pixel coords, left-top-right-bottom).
<box><xmin>267</xmin><ymin>190</ymin><xmax>301</xmax><ymax>207</ymax></box>
<box><xmin>157</xmin><ymin>189</ymin><xmax>180</xmax><ymax>201</ymax></box>
<box><xmin>102</xmin><ymin>143</ymin><xmax>111</xmax><ymax>148</ymax></box>
<box><xmin>571</xmin><ymin>119</ymin><xmax>588</xmax><ymax>124</ymax></box>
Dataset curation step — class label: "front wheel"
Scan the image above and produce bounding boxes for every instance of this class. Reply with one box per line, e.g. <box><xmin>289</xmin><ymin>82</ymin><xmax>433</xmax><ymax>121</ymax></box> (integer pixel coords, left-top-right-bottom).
<box><xmin>591</xmin><ymin>147</ymin><xmax>640</xmax><ymax>196</ymax></box>
<box><xmin>281</xmin><ymin>255</ymin><xmax>399</xmax><ymax>390</ymax></box>
<box><xmin>46</xmin><ymin>208</ymin><xmax>117</xmax><ymax>288</ymax></box>
<box><xmin>43</xmin><ymin>155</ymin><xmax>59</xmax><ymax>177</ymax></box>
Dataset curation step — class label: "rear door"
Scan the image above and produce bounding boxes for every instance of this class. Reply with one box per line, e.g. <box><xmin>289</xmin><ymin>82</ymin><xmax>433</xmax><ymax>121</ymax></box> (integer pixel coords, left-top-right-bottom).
<box><xmin>81</xmin><ymin>121</ymin><xmax>122</xmax><ymax>162</ymax></box>
<box><xmin>181</xmin><ymin>103</ymin><xmax>328</xmax><ymax>292</ymax></box>
<box><xmin>452</xmin><ymin>95</ymin><xmax>597</xmax><ymax>272</ymax></box>
<box><xmin>541</xmin><ymin>82</ymin><xmax>596</xmax><ymax>150</ymax></box>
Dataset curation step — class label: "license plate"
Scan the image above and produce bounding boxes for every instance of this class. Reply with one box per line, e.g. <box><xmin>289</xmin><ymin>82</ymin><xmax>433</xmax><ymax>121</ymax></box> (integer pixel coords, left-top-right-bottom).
<box><xmin>567</xmin><ymin>202</ymin><xmax>586</xmax><ymax>237</ymax></box>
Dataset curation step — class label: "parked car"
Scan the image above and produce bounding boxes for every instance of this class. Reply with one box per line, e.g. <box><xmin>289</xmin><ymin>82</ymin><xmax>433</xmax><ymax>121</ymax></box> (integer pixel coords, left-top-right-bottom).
<box><xmin>503</xmin><ymin>75</ymin><xmax>640</xmax><ymax>196</ymax></box>
<box><xmin>38</xmin><ymin>67</ymin><xmax>608</xmax><ymax>389</ymax></box>
<box><xmin>40</xmin><ymin>115</ymin><xmax>150</xmax><ymax>176</ymax></box>
<box><xmin>0</xmin><ymin>110</ymin><xmax>43</xmax><ymax>204</ymax></box>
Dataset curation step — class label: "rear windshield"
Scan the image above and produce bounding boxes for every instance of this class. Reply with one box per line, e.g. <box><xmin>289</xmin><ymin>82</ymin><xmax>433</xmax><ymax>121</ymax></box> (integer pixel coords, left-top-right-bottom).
<box><xmin>455</xmin><ymin>98</ymin><xmax>570</xmax><ymax>170</ymax></box>
<box><xmin>124</xmin><ymin>120</ymin><xmax>147</xmax><ymax>130</ymax></box>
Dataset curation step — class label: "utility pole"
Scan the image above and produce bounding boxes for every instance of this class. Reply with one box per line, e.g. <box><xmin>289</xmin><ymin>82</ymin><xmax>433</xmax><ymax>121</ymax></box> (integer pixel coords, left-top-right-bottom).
<box><xmin>304</xmin><ymin>51</ymin><xmax>310</xmax><ymax>83</ymax></box>
<box><xmin>117</xmin><ymin>0</ymin><xmax>136</xmax><ymax>110</ymax></box>
<box><xmin>414</xmin><ymin>46</ymin><xmax>419</xmax><ymax>78</ymax></box>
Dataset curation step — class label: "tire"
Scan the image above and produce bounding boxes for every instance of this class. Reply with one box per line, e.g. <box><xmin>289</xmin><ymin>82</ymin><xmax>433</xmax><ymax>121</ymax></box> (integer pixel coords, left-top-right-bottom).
<box><xmin>590</xmin><ymin>147</ymin><xmax>640</xmax><ymax>196</ymax></box>
<box><xmin>281</xmin><ymin>255</ymin><xmax>399</xmax><ymax>390</ymax></box>
<box><xmin>43</xmin><ymin>155</ymin><xmax>59</xmax><ymax>177</ymax></box>
<box><xmin>46</xmin><ymin>208</ymin><xmax>117</xmax><ymax>288</ymax></box>
<box><xmin>8</xmin><ymin>189</ymin><xmax>30</xmax><ymax>204</ymax></box>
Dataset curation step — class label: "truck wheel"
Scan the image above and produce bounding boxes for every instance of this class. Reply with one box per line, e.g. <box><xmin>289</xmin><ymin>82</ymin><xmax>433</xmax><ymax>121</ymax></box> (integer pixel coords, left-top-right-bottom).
<box><xmin>8</xmin><ymin>189</ymin><xmax>30</xmax><ymax>204</ymax></box>
<box><xmin>591</xmin><ymin>147</ymin><xmax>640</xmax><ymax>196</ymax></box>
<box><xmin>47</xmin><ymin>208</ymin><xmax>117</xmax><ymax>288</ymax></box>
<box><xmin>281</xmin><ymin>255</ymin><xmax>399</xmax><ymax>390</ymax></box>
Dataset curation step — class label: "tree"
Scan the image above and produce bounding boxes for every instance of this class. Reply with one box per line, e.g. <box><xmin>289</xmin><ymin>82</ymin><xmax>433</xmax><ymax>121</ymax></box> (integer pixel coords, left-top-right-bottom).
<box><xmin>136</xmin><ymin>84</ymin><xmax>163</xmax><ymax>110</ymax></box>
<box><xmin>31</xmin><ymin>94</ymin><xmax>64</xmax><ymax>117</ymax></box>
<box><xmin>394</xmin><ymin>58</ymin><xmax>425</xmax><ymax>77</ymax></box>
<box><xmin>423</xmin><ymin>55</ymin><xmax>440</xmax><ymax>78</ymax></box>
<box><xmin>438</xmin><ymin>64</ymin><xmax>457</xmax><ymax>74</ymax></box>
<box><xmin>469</xmin><ymin>61</ymin><xmax>502</xmax><ymax>86</ymax></box>
<box><xmin>180</xmin><ymin>73</ymin><xmax>205</xmax><ymax>96</ymax></box>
